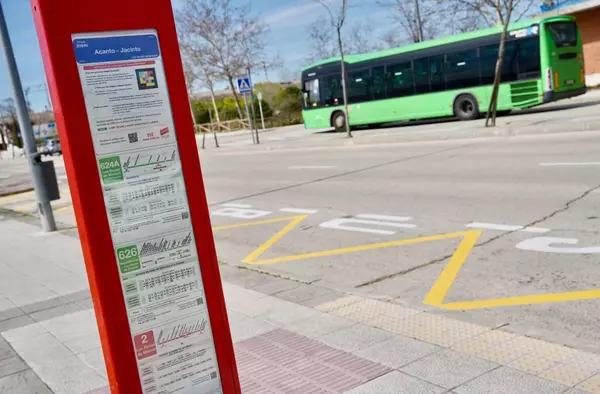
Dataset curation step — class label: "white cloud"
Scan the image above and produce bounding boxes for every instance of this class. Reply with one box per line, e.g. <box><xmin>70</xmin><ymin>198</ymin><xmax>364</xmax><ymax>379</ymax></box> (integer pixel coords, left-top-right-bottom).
<box><xmin>262</xmin><ymin>1</ymin><xmax>326</xmax><ymax>28</ymax></box>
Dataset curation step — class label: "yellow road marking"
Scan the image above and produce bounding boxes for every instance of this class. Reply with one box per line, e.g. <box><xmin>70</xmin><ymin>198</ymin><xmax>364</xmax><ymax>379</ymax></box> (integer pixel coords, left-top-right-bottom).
<box><xmin>436</xmin><ymin>290</ymin><xmax>600</xmax><ymax>310</ymax></box>
<box><xmin>243</xmin><ymin>215</ymin><xmax>308</xmax><ymax>263</ymax></box>
<box><xmin>53</xmin><ymin>204</ymin><xmax>73</xmax><ymax>214</ymax></box>
<box><xmin>214</xmin><ymin>215</ymin><xmax>600</xmax><ymax>309</ymax></box>
<box><xmin>13</xmin><ymin>201</ymin><xmax>39</xmax><ymax>212</ymax></box>
<box><xmin>246</xmin><ymin>230</ymin><xmax>477</xmax><ymax>265</ymax></box>
<box><xmin>0</xmin><ymin>191</ymin><xmax>35</xmax><ymax>204</ymax></box>
<box><xmin>423</xmin><ymin>230</ymin><xmax>482</xmax><ymax>306</ymax></box>
<box><xmin>212</xmin><ymin>215</ymin><xmax>303</xmax><ymax>231</ymax></box>
<box><xmin>424</xmin><ymin>229</ymin><xmax>600</xmax><ymax>310</ymax></box>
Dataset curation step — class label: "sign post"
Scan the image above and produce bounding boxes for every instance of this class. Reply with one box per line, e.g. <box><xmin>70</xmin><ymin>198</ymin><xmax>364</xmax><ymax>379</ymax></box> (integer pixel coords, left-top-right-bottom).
<box><xmin>257</xmin><ymin>91</ymin><xmax>266</xmax><ymax>131</ymax></box>
<box><xmin>31</xmin><ymin>1</ymin><xmax>240</xmax><ymax>393</ymax></box>
<box><xmin>236</xmin><ymin>76</ymin><xmax>256</xmax><ymax>144</ymax></box>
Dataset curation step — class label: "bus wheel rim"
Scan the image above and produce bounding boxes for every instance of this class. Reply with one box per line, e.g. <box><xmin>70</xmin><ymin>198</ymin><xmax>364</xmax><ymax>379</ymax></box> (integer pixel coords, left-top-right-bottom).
<box><xmin>461</xmin><ymin>100</ymin><xmax>473</xmax><ymax>115</ymax></box>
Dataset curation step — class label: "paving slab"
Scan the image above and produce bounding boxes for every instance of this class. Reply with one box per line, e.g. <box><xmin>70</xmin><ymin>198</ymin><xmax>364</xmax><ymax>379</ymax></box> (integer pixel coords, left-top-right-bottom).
<box><xmin>286</xmin><ymin>312</ymin><xmax>357</xmax><ymax>338</ymax></box>
<box><xmin>400</xmin><ymin>349</ymin><xmax>498</xmax><ymax>389</ymax></box>
<box><xmin>356</xmin><ymin>335</ymin><xmax>441</xmax><ymax>369</ymax></box>
<box><xmin>318</xmin><ymin>323</ymin><xmax>394</xmax><ymax>352</ymax></box>
<box><xmin>453</xmin><ymin>366</ymin><xmax>568</xmax><ymax>394</ymax></box>
<box><xmin>343</xmin><ymin>371</ymin><xmax>446</xmax><ymax>394</ymax></box>
<box><xmin>0</xmin><ymin>356</ymin><xmax>28</xmax><ymax>378</ymax></box>
<box><xmin>0</xmin><ymin>369</ymin><xmax>53</xmax><ymax>394</ymax></box>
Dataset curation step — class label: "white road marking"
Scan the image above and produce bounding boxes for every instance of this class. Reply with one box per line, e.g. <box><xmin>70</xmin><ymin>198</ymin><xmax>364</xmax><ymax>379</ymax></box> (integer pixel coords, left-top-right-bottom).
<box><xmin>221</xmin><ymin>203</ymin><xmax>252</xmax><ymax>208</ymax></box>
<box><xmin>467</xmin><ymin>222</ymin><xmax>523</xmax><ymax>232</ymax></box>
<box><xmin>320</xmin><ymin>216</ymin><xmax>416</xmax><ymax>235</ymax></box>
<box><xmin>288</xmin><ymin>166</ymin><xmax>336</xmax><ymax>169</ymax></box>
<box><xmin>539</xmin><ymin>162</ymin><xmax>600</xmax><ymax>167</ymax></box>
<box><xmin>467</xmin><ymin>222</ymin><xmax>552</xmax><ymax>234</ymax></box>
<box><xmin>211</xmin><ymin>207</ymin><xmax>271</xmax><ymax>220</ymax></box>
<box><xmin>357</xmin><ymin>214</ymin><xmax>414</xmax><ymax>222</ymax></box>
<box><xmin>520</xmin><ymin>227</ymin><xmax>551</xmax><ymax>234</ymax></box>
<box><xmin>516</xmin><ymin>237</ymin><xmax>600</xmax><ymax>254</ymax></box>
<box><xmin>279</xmin><ymin>208</ymin><xmax>319</xmax><ymax>214</ymax></box>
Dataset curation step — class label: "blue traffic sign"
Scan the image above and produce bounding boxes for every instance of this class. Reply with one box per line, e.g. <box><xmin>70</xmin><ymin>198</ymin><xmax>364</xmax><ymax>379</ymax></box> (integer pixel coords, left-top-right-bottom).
<box><xmin>236</xmin><ymin>77</ymin><xmax>252</xmax><ymax>94</ymax></box>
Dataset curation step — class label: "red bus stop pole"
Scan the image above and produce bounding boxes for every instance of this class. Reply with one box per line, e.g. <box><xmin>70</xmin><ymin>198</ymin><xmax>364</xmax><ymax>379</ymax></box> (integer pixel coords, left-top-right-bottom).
<box><xmin>31</xmin><ymin>0</ymin><xmax>241</xmax><ymax>393</ymax></box>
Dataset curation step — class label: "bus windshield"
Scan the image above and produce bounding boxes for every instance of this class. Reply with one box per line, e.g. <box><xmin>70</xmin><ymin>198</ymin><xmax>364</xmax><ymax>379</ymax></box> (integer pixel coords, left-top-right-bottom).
<box><xmin>303</xmin><ymin>78</ymin><xmax>320</xmax><ymax>108</ymax></box>
<box><xmin>547</xmin><ymin>22</ymin><xmax>577</xmax><ymax>48</ymax></box>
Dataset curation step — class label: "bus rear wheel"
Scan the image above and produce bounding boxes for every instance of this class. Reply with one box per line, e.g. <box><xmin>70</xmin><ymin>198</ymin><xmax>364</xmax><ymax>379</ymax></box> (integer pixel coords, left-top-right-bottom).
<box><xmin>454</xmin><ymin>95</ymin><xmax>480</xmax><ymax>121</ymax></box>
<box><xmin>332</xmin><ymin>111</ymin><xmax>346</xmax><ymax>133</ymax></box>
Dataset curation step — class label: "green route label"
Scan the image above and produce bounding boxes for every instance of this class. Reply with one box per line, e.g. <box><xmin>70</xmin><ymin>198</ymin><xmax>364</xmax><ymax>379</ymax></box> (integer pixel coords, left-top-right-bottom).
<box><xmin>99</xmin><ymin>156</ymin><xmax>123</xmax><ymax>184</ymax></box>
<box><xmin>117</xmin><ymin>245</ymin><xmax>141</xmax><ymax>273</ymax></box>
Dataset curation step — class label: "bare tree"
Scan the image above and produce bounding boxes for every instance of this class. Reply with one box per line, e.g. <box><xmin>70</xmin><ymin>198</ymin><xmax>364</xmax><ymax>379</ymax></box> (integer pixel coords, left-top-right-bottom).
<box><xmin>454</xmin><ymin>0</ymin><xmax>535</xmax><ymax>126</ymax></box>
<box><xmin>346</xmin><ymin>22</ymin><xmax>384</xmax><ymax>54</ymax></box>
<box><xmin>305</xmin><ymin>18</ymin><xmax>338</xmax><ymax>64</ymax></box>
<box><xmin>379</xmin><ymin>0</ymin><xmax>441</xmax><ymax>44</ymax></box>
<box><xmin>176</xmin><ymin>0</ymin><xmax>267</xmax><ymax>120</ymax></box>
<box><xmin>315</xmin><ymin>0</ymin><xmax>352</xmax><ymax>138</ymax></box>
<box><xmin>180</xmin><ymin>48</ymin><xmax>220</xmax><ymax>148</ymax></box>
<box><xmin>179</xmin><ymin>41</ymin><xmax>222</xmax><ymax>126</ymax></box>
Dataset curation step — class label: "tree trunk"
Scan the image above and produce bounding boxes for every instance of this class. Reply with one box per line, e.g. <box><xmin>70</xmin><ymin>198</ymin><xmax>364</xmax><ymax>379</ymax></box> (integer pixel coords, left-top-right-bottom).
<box><xmin>485</xmin><ymin>24</ymin><xmax>508</xmax><ymax>127</ymax></box>
<box><xmin>414</xmin><ymin>0</ymin><xmax>424</xmax><ymax>42</ymax></box>
<box><xmin>226</xmin><ymin>74</ymin><xmax>244</xmax><ymax>119</ymax></box>
<box><xmin>337</xmin><ymin>27</ymin><xmax>352</xmax><ymax>138</ymax></box>
<box><xmin>209</xmin><ymin>86</ymin><xmax>221</xmax><ymax>127</ymax></box>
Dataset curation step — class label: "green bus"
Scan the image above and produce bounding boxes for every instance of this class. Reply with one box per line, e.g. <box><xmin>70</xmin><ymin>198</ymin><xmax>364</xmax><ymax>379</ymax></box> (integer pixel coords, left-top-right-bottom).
<box><xmin>301</xmin><ymin>16</ymin><xmax>586</xmax><ymax>131</ymax></box>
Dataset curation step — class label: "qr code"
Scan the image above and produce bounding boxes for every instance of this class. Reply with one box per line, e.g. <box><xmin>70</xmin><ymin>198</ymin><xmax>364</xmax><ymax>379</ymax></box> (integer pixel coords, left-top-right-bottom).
<box><xmin>128</xmin><ymin>133</ymin><xmax>139</xmax><ymax>143</ymax></box>
<box><xmin>197</xmin><ymin>297</ymin><xmax>204</xmax><ymax>305</ymax></box>
<box><xmin>210</xmin><ymin>372</ymin><xmax>217</xmax><ymax>380</ymax></box>
<box><xmin>182</xmin><ymin>212</ymin><xmax>189</xmax><ymax>219</ymax></box>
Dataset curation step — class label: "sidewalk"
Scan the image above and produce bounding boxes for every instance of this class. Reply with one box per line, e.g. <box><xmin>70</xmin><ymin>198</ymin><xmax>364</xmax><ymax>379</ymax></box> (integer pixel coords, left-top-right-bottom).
<box><xmin>1</xmin><ymin>211</ymin><xmax>600</xmax><ymax>393</ymax></box>
<box><xmin>196</xmin><ymin>91</ymin><xmax>600</xmax><ymax>154</ymax></box>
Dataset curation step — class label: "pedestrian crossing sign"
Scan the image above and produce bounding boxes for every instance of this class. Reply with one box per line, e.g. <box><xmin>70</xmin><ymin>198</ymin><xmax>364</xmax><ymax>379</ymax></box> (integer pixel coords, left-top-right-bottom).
<box><xmin>236</xmin><ymin>77</ymin><xmax>252</xmax><ymax>94</ymax></box>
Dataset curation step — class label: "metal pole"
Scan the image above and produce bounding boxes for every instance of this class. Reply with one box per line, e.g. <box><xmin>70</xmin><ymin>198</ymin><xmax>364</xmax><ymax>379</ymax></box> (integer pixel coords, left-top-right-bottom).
<box><xmin>247</xmin><ymin>67</ymin><xmax>260</xmax><ymax>144</ymax></box>
<box><xmin>207</xmin><ymin>107</ymin><xmax>219</xmax><ymax>148</ymax></box>
<box><xmin>243</xmin><ymin>93</ymin><xmax>255</xmax><ymax>144</ymax></box>
<box><xmin>258</xmin><ymin>96</ymin><xmax>265</xmax><ymax>130</ymax></box>
<box><xmin>0</xmin><ymin>1</ymin><xmax>56</xmax><ymax>231</ymax></box>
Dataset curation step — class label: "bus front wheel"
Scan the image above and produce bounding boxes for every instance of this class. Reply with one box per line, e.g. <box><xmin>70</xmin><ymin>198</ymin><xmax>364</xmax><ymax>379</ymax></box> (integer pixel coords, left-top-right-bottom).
<box><xmin>332</xmin><ymin>111</ymin><xmax>346</xmax><ymax>133</ymax></box>
<box><xmin>454</xmin><ymin>95</ymin><xmax>480</xmax><ymax>121</ymax></box>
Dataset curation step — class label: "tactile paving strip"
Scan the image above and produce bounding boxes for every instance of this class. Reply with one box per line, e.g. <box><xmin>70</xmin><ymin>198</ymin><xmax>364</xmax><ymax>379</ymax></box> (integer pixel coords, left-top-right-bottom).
<box><xmin>235</xmin><ymin>328</ymin><xmax>391</xmax><ymax>393</ymax></box>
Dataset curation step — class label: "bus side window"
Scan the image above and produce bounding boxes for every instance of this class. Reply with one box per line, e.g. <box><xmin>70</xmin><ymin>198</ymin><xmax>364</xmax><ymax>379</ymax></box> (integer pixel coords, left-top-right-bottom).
<box><xmin>348</xmin><ymin>69</ymin><xmax>372</xmax><ymax>103</ymax></box>
<box><xmin>446</xmin><ymin>50</ymin><xmax>479</xmax><ymax>90</ymax></box>
<box><xmin>503</xmin><ymin>41</ymin><xmax>518</xmax><ymax>82</ymax></box>
<box><xmin>429</xmin><ymin>55</ymin><xmax>446</xmax><ymax>92</ymax></box>
<box><xmin>372</xmin><ymin>66</ymin><xmax>386</xmax><ymax>100</ymax></box>
<box><xmin>517</xmin><ymin>37</ymin><xmax>541</xmax><ymax>79</ymax></box>
<box><xmin>480</xmin><ymin>44</ymin><xmax>498</xmax><ymax>85</ymax></box>
<box><xmin>414</xmin><ymin>58</ymin><xmax>430</xmax><ymax>94</ymax></box>
<box><xmin>387</xmin><ymin>62</ymin><xmax>413</xmax><ymax>98</ymax></box>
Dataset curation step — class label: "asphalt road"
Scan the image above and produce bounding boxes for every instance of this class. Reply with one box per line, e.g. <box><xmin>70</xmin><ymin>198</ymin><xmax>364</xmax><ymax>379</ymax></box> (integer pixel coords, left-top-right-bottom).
<box><xmin>2</xmin><ymin>99</ymin><xmax>600</xmax><ymax>354</ymax></box>
<box><xmin>204</xmin><ymin>131</ymin><xmax>600</xmax><ymax>353</ymax></box>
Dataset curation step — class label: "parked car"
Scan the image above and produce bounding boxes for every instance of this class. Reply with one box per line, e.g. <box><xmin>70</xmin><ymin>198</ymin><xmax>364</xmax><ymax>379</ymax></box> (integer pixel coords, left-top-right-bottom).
<box><xmin>42</xmin><ymin>139</ymin><xmax>61</xmax><ymax>156</ymax></box>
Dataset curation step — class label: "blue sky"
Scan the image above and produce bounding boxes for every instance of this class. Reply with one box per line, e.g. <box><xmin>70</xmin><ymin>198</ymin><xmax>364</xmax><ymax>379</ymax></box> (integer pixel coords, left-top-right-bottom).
<box><xmin>0</xmin><ymin>0</ymin><xmax>383</xmax><ymax>111</ymax></box>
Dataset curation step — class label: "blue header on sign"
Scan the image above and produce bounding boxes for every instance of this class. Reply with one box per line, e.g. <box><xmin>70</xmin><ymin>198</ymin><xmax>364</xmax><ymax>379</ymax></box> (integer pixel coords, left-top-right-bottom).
<box><xmin>73</xmin><ymin>34</ymin><xmax>160</xmax><ymax>64</ymax></box>
<box><xmin>540</xmin><ymin>0</ymin><xmax>587</xmax><ymax>12</ymax></box>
